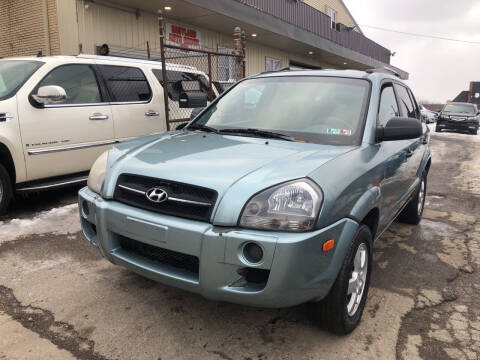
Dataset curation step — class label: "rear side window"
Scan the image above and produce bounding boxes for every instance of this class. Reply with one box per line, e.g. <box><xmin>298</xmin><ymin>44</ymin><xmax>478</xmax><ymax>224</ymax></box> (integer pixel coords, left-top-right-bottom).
<box><xmin>99</xmin><ymin>65</ymin><xmax>151</xmax><ymax>102</ymax></box>
<box><xmin>37</xmin><ymin>64</ymin><xmax>101</xmax><ymax>104</ymax></box>
<box><xmin>152</xmin><ymin>69</ymin><xmax>210</xmax><ymax>101</ymax></box>
<box><xmin>394</xmin><ymin>84</ymin><xmax>416</xmax><ymax>119</ymax></box>
<box><xmin>378</xmin><ymin>84</ymin><xmax>399</xmax><ymax>126</ymax></box>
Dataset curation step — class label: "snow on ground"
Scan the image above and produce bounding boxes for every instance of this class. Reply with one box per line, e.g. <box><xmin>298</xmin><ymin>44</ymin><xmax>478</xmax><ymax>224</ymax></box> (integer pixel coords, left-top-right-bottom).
<box><xmin>0</xmin><ymin>203</ymin><xmax>80</xmax><ymax>244</ymax></box>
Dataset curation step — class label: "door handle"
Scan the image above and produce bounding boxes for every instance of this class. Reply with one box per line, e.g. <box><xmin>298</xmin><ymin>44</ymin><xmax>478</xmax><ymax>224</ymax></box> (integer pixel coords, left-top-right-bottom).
<box><xmin>0</xmin><ymin>112</ymin><xmax>13</xmax><ymax>122</ymax></box>
<box><xmin>89</xmin><ymin>113</ymin><xmax>109</xmax><ymax>121</ymax></box>
<box><xmin>145</xmin><ymin>110</ymin><xmax>160</xmax><ymax>117</ymax></box>
<box><xmin>405</xmin><ymin>150</ymin><xmax>414</xmax><ymax>158</ymax></box>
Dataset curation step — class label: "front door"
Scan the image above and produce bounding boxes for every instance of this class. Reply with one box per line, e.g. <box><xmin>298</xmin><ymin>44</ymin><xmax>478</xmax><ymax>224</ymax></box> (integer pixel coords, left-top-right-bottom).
<box><xmin>17</xmin><ymin>63</ymin><xmax>114</xmax><ymax>181</ymax></box>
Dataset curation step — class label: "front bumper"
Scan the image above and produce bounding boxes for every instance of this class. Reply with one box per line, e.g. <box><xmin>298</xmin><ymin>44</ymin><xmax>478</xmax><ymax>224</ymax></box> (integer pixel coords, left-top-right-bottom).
<box><xmin>437</xmin><ymin>119</ymin><xmax>479</xmax><ymax>132</ymax></box>
<box><xmin>78</xmin><ymin>187</ymin><xmax>359</xmax><ymax>308</ymax></box>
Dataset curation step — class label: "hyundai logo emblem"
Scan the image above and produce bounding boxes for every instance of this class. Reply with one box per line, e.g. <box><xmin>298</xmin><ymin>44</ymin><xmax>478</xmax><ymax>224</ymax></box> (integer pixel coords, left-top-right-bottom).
<box><xmin>146</xmin><ymin>187</ymin><xmax>169</xmax><ymax>203</ymax></box>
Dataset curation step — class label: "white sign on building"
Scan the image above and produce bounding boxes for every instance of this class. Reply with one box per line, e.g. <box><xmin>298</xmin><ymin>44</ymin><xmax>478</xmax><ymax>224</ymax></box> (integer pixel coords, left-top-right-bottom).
<box><xmin>165</xmin><ymin>22</ymin><xmax>202</xmax><ymax>49</ymax></box>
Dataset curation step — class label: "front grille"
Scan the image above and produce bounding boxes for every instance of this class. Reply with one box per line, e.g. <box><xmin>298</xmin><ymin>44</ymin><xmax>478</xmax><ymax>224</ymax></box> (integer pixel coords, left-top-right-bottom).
<box><xmin>119</xmin><ymin>235</ymin><xmax>199</xmax><ymax>275</ymax></box>
<box><xmin>114</xmin><ymin>174</ymin><xmax>217</xmax><ymax>222</ymax></box>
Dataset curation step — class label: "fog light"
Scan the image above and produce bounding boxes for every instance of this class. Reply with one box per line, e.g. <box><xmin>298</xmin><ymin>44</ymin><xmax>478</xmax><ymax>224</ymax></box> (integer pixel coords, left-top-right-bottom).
<box><xmin>243</xmin><ymin>242</ymin><xmax>263</xmax><ymax>264</ymax></box>
<box><xmin>82</xmin><ymin>200</ymin><xmax>90</xmax><ymax>217</ymax></box>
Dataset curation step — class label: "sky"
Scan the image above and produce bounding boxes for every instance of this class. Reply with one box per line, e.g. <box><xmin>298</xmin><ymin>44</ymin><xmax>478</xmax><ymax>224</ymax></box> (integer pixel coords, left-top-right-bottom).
<box><xmin>343</xmin><ymin>0</ymin><xmax>480</xmax><ymax>104</ymax></box>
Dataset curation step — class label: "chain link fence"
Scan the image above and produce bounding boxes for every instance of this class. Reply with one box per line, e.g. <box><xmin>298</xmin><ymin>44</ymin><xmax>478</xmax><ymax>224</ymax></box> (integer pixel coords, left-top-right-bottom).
<box><xmin>160</xmin><ymin>44</ymin><xmax>245</xmax><ymax>129</ymax></box>
<box><xmin>96</xmin><ymin>17</ymin><xmax>246</xmax><ymax>131</ymax></box>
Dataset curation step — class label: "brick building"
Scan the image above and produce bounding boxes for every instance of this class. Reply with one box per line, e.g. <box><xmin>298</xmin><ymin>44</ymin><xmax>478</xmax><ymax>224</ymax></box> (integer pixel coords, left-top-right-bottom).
<box><xmin>0</xmin><ymin>0</ymin><xmax>407</xmax><ymax>78</ymax></box>
<box><xmin>453</xmin><ymin>82</ymin><xmax>480</xmax><ymax>106</ymax></box>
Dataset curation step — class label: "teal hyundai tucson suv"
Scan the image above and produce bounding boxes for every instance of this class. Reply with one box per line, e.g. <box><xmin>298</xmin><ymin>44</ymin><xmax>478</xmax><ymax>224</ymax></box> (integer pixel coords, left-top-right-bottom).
<box><xmin>78</xmin><ymin>68</ymin><xmax>431</xmax><ymax>335</ymax></box>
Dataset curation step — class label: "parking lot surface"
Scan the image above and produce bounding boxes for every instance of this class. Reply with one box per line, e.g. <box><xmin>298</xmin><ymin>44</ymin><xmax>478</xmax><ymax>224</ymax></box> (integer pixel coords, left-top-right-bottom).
<box><xmin>1</xmin><ymin>128</ymin><xmax>479</xmax><ymax>360</ymax></box>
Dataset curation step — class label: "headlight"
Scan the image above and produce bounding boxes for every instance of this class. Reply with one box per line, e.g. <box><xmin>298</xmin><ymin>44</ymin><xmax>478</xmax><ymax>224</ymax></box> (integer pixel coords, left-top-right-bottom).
<box><xmin>239</xmin><ymin>179</ymin><xmax>323</xmax><ymax>232</ymax></box>
<box><xmin>87</xmin><ymin>151</ymin><xmax>109</xmax><ymax>194</ymax></box>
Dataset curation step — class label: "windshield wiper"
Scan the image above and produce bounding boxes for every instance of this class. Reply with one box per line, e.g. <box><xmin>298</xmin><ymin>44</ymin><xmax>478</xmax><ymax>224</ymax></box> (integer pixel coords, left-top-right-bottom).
<box><xmin>217</xmin><ymin>128</ymin><xmax>296</xmax><ymax>142</ymax></box>
<box><xmin>187</xmin><ymin>123</ymin><xmax>219</xmax><ymax>133</ymax></box>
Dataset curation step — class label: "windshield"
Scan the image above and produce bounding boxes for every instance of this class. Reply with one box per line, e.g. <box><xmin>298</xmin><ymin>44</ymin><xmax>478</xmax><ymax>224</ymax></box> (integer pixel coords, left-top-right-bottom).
<box><xmin>190</xmin><ymin>76</ymin><xmax>370</xmax><ymax>145</ymax></box>
<box><xmin>443</xmin><ymin>103</ymin><xmax>476</xmax><ymax>114</ymax></box>
<box><xmin>0</xmin><ymin>60</ymin><xmax>43</xmax><ymax>101</ymax></box>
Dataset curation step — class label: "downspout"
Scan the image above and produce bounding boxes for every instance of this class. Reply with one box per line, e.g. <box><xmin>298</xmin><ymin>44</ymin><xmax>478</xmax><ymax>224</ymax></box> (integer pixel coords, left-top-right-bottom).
<box><xmin>42</xmin><ymin>0</ymin><xmax>51</xmax><ymax>55</ymax></box>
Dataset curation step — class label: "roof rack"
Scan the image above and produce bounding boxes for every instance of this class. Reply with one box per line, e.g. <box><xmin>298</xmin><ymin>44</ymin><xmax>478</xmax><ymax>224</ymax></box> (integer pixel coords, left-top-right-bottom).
<box><xmin>365</xmin><ymin>67</ymin><xmax>400</xmax><ymax>78</ymax></box>
<box><xmin>75</xmin><ymin>54</ymin><xmax>198</xmax><ymax>71</ymax></box>
<box><xmin>258</xmin><ymin>67</ymin><xmax>292</xmax><ymax>75</ymax></box>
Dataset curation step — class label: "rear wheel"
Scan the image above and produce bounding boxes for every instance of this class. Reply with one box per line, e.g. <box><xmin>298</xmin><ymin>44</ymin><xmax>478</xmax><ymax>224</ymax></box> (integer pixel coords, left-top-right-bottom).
<box><xmin>0</xmin><ymin>163</ymin><xmax>13</xmax><ymax>215</ymax></box>
<box><xmin>399</xmin><ymin>172</ymin><xmax>426</xmax><ymax>225</ymax></box>
<box><xmin>312</xmin><ymin>225</ymin><xmax>372</xmax><ymax>335</ymax></box>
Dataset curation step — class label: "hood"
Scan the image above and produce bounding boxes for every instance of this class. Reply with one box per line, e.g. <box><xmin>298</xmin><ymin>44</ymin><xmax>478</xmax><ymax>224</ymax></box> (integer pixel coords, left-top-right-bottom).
<box><xmin>440</xmin><ymin>112</ymin><xmax>477</xmax><ymax>119</ymax></box>
<box><xmin>104</xmin><ymin>131</ymin><xmax>354</xmax><ymax>200</ymax></box>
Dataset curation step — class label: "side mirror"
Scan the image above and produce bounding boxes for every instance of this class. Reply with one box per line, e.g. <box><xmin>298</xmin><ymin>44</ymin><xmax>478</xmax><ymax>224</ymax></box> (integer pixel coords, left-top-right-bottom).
<box><xmin>32</xmin><ymin>85</ymin><xmax>67</xmax><ymax>105</ymax></box>
<box><xmin>179</xmin><ymin>92</ymin><xmax>208</xmax><ymax>108</ymax></box>
<box><xmin>176</xmin><ymin>122</ymin><xmax>188</xmax><ymax>130</ymax></box>
<box><xmin>376</xmin><ymin>117</ymin><xmax>422</xmax><ymax>142</ymax></box>
<box><xmin>190</xmin><ymin>107</ymin><xmax>205</xmax><ymax>120</ymax></box>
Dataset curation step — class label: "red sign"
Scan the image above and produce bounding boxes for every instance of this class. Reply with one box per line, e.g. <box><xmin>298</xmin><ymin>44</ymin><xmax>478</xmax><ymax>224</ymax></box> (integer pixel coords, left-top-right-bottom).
<box><xmin>165</xmin><ymin>22</ymin><xmax>202</xmax><ymax>49</ymax></box>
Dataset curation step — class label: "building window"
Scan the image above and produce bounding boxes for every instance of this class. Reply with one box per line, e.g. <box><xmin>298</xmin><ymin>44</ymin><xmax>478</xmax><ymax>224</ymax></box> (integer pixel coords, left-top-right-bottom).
<box><xmin>327</xmin><ymin>7</ymin><xmax>337</xmax><ymax>29</ymax></box>
<box><xmin>218</xmin><ymin>46</ymin><xmax>236</xmax><ymax>82</ymax></box>
<box><xmin>265</xmin><ymin>57</ymin><xmax>282</xmax><ymax>72</ymax></box>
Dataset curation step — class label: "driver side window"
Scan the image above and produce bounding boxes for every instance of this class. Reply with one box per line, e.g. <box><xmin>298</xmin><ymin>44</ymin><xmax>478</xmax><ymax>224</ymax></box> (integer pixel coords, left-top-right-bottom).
<box><xmin>378</xmin><ymin>84</ymin><xmax>399</xmax><ymax>127</ymax></box>
<box><xmin>37</xmin><ymin>65</ymin><xmax>102</xmax><ymax>105</ymax></box>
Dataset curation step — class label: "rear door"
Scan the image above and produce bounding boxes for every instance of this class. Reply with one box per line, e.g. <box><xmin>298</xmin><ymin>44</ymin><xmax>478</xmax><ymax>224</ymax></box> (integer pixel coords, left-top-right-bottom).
<box><xmin>97</xmin><ymin>64</ymin><xmax>165</xmax><ymax>140</ymax></box>
<box><xmin>17</xmin><ymin>62</ymin><xmax>114</xmax><ymax>181</ymax></box>
<box><xmin>393</xmin><ymin>84</ymin><xmax>423</xmax><ymax>194</ymax></box>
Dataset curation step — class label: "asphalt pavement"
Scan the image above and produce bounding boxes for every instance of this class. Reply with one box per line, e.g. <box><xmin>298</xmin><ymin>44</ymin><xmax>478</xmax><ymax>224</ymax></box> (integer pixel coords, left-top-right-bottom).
<box><xmin>0</xmin><ymin>128</ymin><xmax>479</xmax><ymax>360</ymax></box>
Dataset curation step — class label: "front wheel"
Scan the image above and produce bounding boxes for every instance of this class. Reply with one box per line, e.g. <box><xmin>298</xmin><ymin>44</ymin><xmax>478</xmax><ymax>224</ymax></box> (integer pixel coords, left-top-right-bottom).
<box><xmin>311</xmin><ymin>225</ymin><xmax>372</xmax><ymax>335</ymax></box>
<box><xmin>0</xmin><ymin>163</ymin><xmax>13</xmax><ymax>216</ymax></box>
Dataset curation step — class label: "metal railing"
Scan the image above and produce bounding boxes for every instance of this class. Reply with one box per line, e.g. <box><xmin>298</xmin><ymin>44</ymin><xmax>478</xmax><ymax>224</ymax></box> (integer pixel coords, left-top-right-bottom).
<box><xmin>235</xmin><ymin>0</ymin><xmax>391</xmax><ymax>64</ymax></box>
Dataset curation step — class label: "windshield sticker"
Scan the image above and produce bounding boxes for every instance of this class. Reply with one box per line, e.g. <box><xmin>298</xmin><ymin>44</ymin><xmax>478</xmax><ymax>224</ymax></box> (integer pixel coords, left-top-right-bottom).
<box><xmin>0</xmin><ymin>76</ymin><xmax>6</xmax><ymax>93</ymax></box>
<box><xmin>327</xmin><ymin>128</ymin><xmax>352</xmax><ymax>136</ymax></box>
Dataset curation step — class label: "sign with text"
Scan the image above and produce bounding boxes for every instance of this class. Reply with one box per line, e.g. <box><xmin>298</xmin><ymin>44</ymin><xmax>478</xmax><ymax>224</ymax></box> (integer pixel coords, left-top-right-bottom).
<box><xmin>165</xmin><ymin>22</ymin><xmax>202</xmax><ymax>49</ymax></box>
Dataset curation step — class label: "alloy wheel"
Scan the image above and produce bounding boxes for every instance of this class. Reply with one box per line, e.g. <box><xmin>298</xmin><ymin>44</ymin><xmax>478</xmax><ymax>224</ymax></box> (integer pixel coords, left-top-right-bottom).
<box><xmin>346</xmin><ymin>243</ymin><xmax>368</xmax><ymax>317</ymax></box>
<box><xmin>418</xmin><ymin>179</ymin><xmax>426</xmax><ymax>216</ymax></box>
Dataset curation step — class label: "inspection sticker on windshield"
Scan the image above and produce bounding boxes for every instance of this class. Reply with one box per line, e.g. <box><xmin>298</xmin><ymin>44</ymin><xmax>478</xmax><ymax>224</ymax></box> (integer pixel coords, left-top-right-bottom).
<box><xmin>327</xmin><ymin>128</ymin><xmax>352</xmax><ymax>136</ymax></box>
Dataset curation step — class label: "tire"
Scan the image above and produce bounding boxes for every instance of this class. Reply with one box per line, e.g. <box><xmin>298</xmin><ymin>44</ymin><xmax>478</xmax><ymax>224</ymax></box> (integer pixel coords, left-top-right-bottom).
<box><xmin>435</xmin><ymin>126</ymin><xmax>441</xmax><ymax>132</ymax></box>
<box><xmin>471</xmin><ymin>130</ymin><xmax>478</xmax><ymax>135</ymax></box>
<box><xmin>399</xmin><ymin>172</ymin><xmax>426</xmax><ymax>225</ymax></box>
<box><xmin>0</xmin><ymin>163</ymin><xmax>13</xmax><ymax>216</ymax></box>
<box><xmin>312</xmin><ymin>225</ymin><xmax>373</xmax><ymax>335</ymax></box>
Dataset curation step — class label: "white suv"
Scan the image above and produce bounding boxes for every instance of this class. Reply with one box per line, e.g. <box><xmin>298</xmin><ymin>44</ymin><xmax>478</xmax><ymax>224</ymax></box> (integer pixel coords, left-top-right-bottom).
<box><xmin>0</xmin><ymin>55</ymin><xmax>212</xmax><ymax>214</ymax></box>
